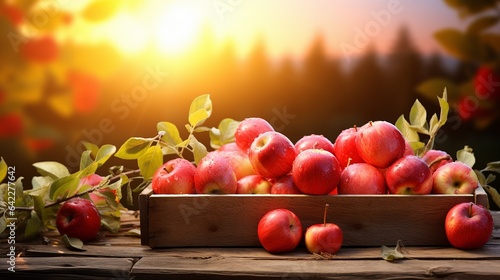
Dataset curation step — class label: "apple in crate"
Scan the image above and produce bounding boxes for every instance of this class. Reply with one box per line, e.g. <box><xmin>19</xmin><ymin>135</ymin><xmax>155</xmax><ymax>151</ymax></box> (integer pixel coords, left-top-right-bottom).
<box><xmin>385</xmin><ymin>155</ymin><xmax>433</xmax><ymax>194</ymax></box>
<box><xmin>356</xmin><ymin>121</ymin><xmax>406</xmax><ymax>168</ymax></box>
<box><xmin>223</xmin><ymin>149</ymin><xmax>257</xmax><ymax>180</ymax></box>
<box><xmin>432</xmin><ymin>161</ymin><xmax>479</xmax><ymax>194</ymax></box>
<box><xmin>445</xmin><ymin>202</ymin><xmax>494</xmax><ymax>249</ymax></box>
<box><xmin>422</xmin><ymin>149</ymin><xmax>452</xmax><ymax>173</ymax></box>
<box><xmin>292</xmin><ymin>149</ymin><xmax>341</xmax><ymax>195</ymax></box>
<box><xmin>195</xmin><ymin>151</ymin><xmax>238</xmax><ymax>194</ymax></box>
<box><xmin>338</xmin><ymin>162</ymin><xmax>387</xmax><ymax>194</ymax></box>
<box><xmin>249</xmin><ymin>131</ymin><xmax>296</xmax><ymax>179</ymax></box>
<box><xmin>332</xmin><ymin>126</ymin><xmax>365</xmax><ymax>169</ymax></box>
<box><xmin>295</xmin><ymin>134</ymin><xmax>335</xmax><ymax>154</ymax></box>
<box><xmin>257</xmin><ymin>208</ymin><xmax>302</xmax><ymax>253</ymax></box>
<box><xmin>234</xmin><ymin>117</ymin><xmax>274</xmax><ymax>151</ymax></box>
<box><xmin>152</xmin><ymin>158</ymin><xmax>196</xmax><ymax>194</ymax></box>
<box><xmin>236</xmin><ymin>174</ymin><xmax>272</xmax><ymax>194</ymax></box>
<box><xmin>56</xmin><ymin>197</ymin><xmax>101</xmax><ymax>242</ymax></box>
<box><xmin>305</xmin><ymin>204</ymin><xmax>343</xmax><ymax>254</ymax></box>
<box><xmin>271</xmin><ymin>174</ymin><xmax>302</xmax><ymax>194</ymax></box>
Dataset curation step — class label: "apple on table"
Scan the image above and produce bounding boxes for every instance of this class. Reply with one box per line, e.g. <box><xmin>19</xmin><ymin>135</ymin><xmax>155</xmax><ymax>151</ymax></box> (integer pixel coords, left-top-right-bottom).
<box><xmin>445</xmin><ymin>202</ymin><xmax>494</xmax><ymax>249</ymax></box>
<box><xmin>257</xmin><ymin>208</ymin><xmax>302</xmax><ymax>253</ymax></box>
<box><xmin>56</xmin><ymin>197</ymin><xmax>101</xmax><ymax>242</ymax></box>
<box><xmin>305</xmin><ymin>204</ymin><xmax>343</xmax><ymax>255</ymax></box>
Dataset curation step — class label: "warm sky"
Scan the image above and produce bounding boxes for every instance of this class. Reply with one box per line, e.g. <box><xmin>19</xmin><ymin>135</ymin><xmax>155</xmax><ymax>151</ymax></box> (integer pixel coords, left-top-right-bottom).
<box><xmin>64</xmin><ymin>0</ymin><xmax>474</xmax><ymax>61</ymax></box>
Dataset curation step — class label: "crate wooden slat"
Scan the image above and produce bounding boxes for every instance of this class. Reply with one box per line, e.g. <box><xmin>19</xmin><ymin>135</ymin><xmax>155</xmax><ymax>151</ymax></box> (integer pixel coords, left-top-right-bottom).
<box><xmin>140</xmin><ymin>185</ymin><xmax>488</xmax><ymax>248</ymax></box>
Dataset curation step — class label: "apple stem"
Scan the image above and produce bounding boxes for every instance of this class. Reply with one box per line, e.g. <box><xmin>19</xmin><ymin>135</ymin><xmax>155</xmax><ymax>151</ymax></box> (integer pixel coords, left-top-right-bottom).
<box><xmin>323</xmin><ymin>204</ymin><xmax>329</xmax><ymax>227</ymax></box>
<box><xmin>369</xmin><ymin>121</ymin><xmax>373</xmax><ymax>126</ymax></box>
<box><xmin>353</xmin><ymin>125</ymin><xmax>358</xmax><ymax>132</ymax></box>
<box><xmin>427</xmin><ymin>155</ymin><xmax>452</xmax><ymax>169</ymax></box>
<box><xmin>347</xmin><ymin>158</ymin><xmax>352</xmax><ymax>167</ymax></box>
<box><xmin>469</xmin><ymin>202</ymin><xmax>473</xmax><ymax>217</ymax></box>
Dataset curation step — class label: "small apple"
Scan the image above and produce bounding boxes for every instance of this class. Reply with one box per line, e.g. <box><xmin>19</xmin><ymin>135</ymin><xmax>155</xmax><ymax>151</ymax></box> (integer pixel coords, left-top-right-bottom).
<box><xmin>422</xmin><ymin>149</ymin><xmax>453</xmax><ymax>173</ymax></box>
<box><xmin>292</xmin><ymin>149</ymin><xmax>341</xmax><ymax>195</ymax></box>
<box><xmin>385</xmin><ymin>155</ymin><xmax>433</xmax><ymax>195</ymax></box>
<box><xmin>332</xmin><ymin>126</ymin><xmax>365</xmax><ymax>169</ymax></box>
<box><xmin>445</xmin><ymin>202</ymin><xmax>494</xmax><ymax>249</ymax></box>
<box><xmin>271</xmin><ymin>174</ymin><xmax>302</xmax><ymax>194</ymax></box>
<box><xmin>356</xmin><ymin>121</ymin><xmax>406</xmax><ymax>169</ymax></box>
<box><xmin>338</xmin><ymin>162</ymin><xmax>386</xmax><ymax>194</ymax></box>
<box><xmin>56</xmin><ymin>197</ymin><xmax>101</xmax><ymax>242</ymax></box>
<box><xmin>194</xmin><ymin>151</ymin><xmax>238</xmax><ymax>194</ymax></box>
<box><xmin>249</xmin><ymin>131</ymin><xmax>296</xmax><ymax>179</ymax></box>
<box><xmin>79</xmin><ymin>174</ymin><xmax>119</xmax><ymax>205</ymax></box>
<box><xmin>305</xmin><ymin>204</ymin><xmax>343</xmax><ymax>254</ymax></box>
<box><xmin>295</xmin><ymin>134</ymin><xmax>335</xmax><ymax>154</ymax></box>
<box><xmin>234</xmin><ymin>117</ymin><xmax>274</xmax><ymax>151</ymax></box>
<box><xmin>257</xmin><ymin>208</ymin><xmax>303</xmax><ymax>253</ymax></box>
<box><xmin>152</xmin><ymin>158</ymin><xmax>197</xmax><ymax>194</ymax></box>
<box><xmin>236</xmin><ymin>174</ymin><xmax>272</xmax><ymax>194</ymax></box>
<box><xmin>432</xmin><ymin>161</ymin><xmax>479</xmax><ymax>194</ymax></box>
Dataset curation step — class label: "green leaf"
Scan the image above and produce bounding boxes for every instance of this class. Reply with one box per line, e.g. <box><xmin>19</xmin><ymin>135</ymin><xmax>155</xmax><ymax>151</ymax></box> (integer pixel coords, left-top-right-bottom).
<box><xmin>95</xmin><ymin>144</ymin><xmax>116</xmax><ymax>167</ymax></box>
<box><xmin>210</xmin><ymin>118</ymin><xmax>240</xmax><ymax>149</ymax></box>
<box><xmin>82</xmin><ymin>141</ymin><xmax>99</xmax><ymax>158</ymax></box>
<box><xmin>24</xmin><ymin>210</ymin><xmax>42</xmax><ymax>240</ymax></box>
<box><xmin>0</xmin><ymin>216</ymin><xmax>6</xmax><ymax>234</ymax></box>
<box><xmin>188</xmin><ymin>94</ymin><xmax>212</xmax><ymax>127</ymax></box>
<box><xmin>483</xmin><ymin>185</ymin><xmax>500</xmax><ymax>209</ymax></box>
<box><xmin>457</xmin><ymin>146</ymin><xmax>476</xmax><ymax>168</ymax></box>
<box><xmin>429</xmin><ymin>113</ymin><xmax>440</xmax><ymax>135</ymax></box>
<box><xmin>125</xmin><ymin>228</ymin><xmax>141</xmax><ymax>237</ymax></box>
<box><xmin>157</xmin><ymin>121</ymin><xmax>182</xmax><ymax>154</ymax></box>
<box><xmin>417</xmin><ymin>79</ymin><xmax>459</xmax><ymax>102</ymax></box>
<box><xmin>33</xmin><ymin>162</ymin><xmax>70</xmax><ymax>180</ymax></box>
<box><xmin>395</xmin><ymin>115</ymin><xmax>420</xmax><ymax>143</ymax></box>
<box><xmin>62</xmin><ymin>235</ymin><xmax>86</xmax><ymax>251</ymax></box>
<box><xmin>31</xmin><ymin>176</ymin><xmax>53</xmax><ymax>190</ymax></box>
<box><xmin>189</xmin><ymin>136</ymin><xmax>208</xmax><ymax>165</ymax></box>
<box><xmin>30</xmin><ymin>192</ymin><xmax>46</xmax><ymax>221</ymax></box>
<box><xmin>467</xmin><ymin>15</ymin><xmax>499</xmax><ymax>34</ymax></box>
<box><xmin>410</xmin><ymin>141</ymin><xmax>426</xmax><ymax>157</ymax></box>
<box><xmin>115</xmin><ymin>137</ymin><xmax>152</xmax><ymax>160</ymax></box>
<box><xmin>381</xmin><ymin>240</ymin><xmax>406</xmax><ymax>262</ymax></box>
<box><xmin>80</xmin><ymin>150</ymin><xmax>93</xmax><ymax>171</ymax></box>
<box><xmin>138</xmin><ymin>146</ymin><xmax>163</xmax><ymax>180</ymax></box>
<box><xmin>49</xmin><ymin>175</ymin><xmax>80</xmax><ymax>200</ymax></box>
<box><xmin>438</xmin><ymin>89</ymin><xmax>449</xmax><ymax>127</ymax></box>
<box><xmin>0</xmin><ymin>157</ymin><xmax>7</xmax><ymax>183</ymax></box>
<box><xmin>482</xmin><ymin>161</ymin><xmax>500</xmax><ymax>173</ymax></box>
<box><xmin>409</xmin><ymin>99</ymin><xmax>427</xmax><ymax>128</ymax></box>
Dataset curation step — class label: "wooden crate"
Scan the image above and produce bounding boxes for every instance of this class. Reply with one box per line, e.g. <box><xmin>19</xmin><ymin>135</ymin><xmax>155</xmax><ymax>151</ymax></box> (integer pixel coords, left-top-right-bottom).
<box><xmin>139</xmin><ymin>185</ymin><xmax>488</xmax><ymax>248</ymax></box>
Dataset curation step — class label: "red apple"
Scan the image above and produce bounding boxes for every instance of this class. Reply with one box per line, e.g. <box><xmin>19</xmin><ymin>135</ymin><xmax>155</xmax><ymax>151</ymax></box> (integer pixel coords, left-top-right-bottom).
<box><xmin>422</xmin><ymin>149</ymin><xmax>453</xmax><ymax>173</ymax></box>
<box><xmin>305</xmin><ymin>204</ymin><xmax>343</xmax><ymax>254</ymax></box>
<box><xmin>223</xmin><ymin>150</ymin><xmax>257</xmax><ymax>180</ymax></box>
<box><xmin>356</xmin><ymin>121</ymin><xmax>406</xmax><ymax>169</ymax></box>
<box><xmin>385</xmin><ymin>155</ymin><xmax>433</xmax><ymax>195</ymax></box>
<box><xmin>338</xmin><ymin>163</ymin><xmax>386</xmax><ymax>194</ymax></box>
<box><xmin>79</xmin><ymin>174</ymin><xmax>119</xmax><ymax>206</ymax></box>
<box><xmin>236</xmin><ymin>174</ymin><xmax>272</xmax><ymax>194</ymax></box>
<box><xmin>403</xmin><ymin>141</ymin><xmax>415</xmax><ymax>156</ymax></box>
<box><xmin>218</xmin><ymin>142</ymin><xmax>241</xmax><ymax>152</ymax></box>
<box><xmin>474</xmin><ymin>66</ymin><xmax>500</xmax><ymax>102</ymax></box>
<box><xmin>56</xmin><ymin>197</ymin><xmax>101</xmax><ymax>242</ymax></box>
<box><xmin>295</xmin><ymin>134</ymin><xmax>335</xmax><ymax>154</ymax></box>
<box><xmin>194</xmin><ymin>151</ymin><xmax>238</xmax><ymax>194</ymax></box>
<box><xmin>445</xmin><ymin>202</ymin><xmax>494</xmax><ymax>249</ymax></box>
<box><xmin>257</xmin><ymin>208</ymin><xmax>303</xmax><ymax>253</ymax></box>
<box><xmin>333</xmin><ymin>126</ymin><xmax>365</xmax><ymax>169</ymax></box>
<box><xmin>432</xmin><ymin>161</ymin><xmax>479</xmax><ymax>194</ymax></box>
<box><xmin>234</xmin><ymin>117</ymin><xmax>274</xmax><ymax>151</ymax></box>
<box><xmin>271</xmin><ymin>174</ymin><xmax>302</xmax><ymax>194</ymax></box>
<box><xmin>152</xmin><ymin>158</ymin><xmax>196</xmax><ymax>194</ymax></box>
<box><xmin>249</xmin><ymin>131</ymin><xmax>296</xmax><ymax>179</ymax></box>
<box><xmin>292</xmin><ymin>149</ymin><xmax>341</xmax><ymax>195</ymax></box>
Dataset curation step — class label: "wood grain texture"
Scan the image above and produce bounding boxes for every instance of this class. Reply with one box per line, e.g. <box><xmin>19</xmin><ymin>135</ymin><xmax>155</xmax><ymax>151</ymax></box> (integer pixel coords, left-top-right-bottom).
<box><xmin>140</xmin><ymin>186</ymin><xmax>486</xmax><ymax>247</ymax></box>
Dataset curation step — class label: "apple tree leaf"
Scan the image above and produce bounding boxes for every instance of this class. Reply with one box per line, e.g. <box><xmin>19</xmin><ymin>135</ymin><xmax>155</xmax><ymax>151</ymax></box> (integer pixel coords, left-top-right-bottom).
<box><xmin>95</xmin><ymin>144</ymin><xmax>116</xmax><ymax>167</ymax></box>
<box><xmin>483</xmin><ymin>185</ymin><xmax>500</xmax><ymax>209</ymax></box>
<box><xmin>49</xmin><ymin>175</ymin><xmax>80</xmax><ymax>200</ymax></box>
<box><xmin>209</xmin><ymin>118</ymin><xmax>240</xmax><ymax>149</ymax></box>
<box><xmin>438</xmin><ymin>89</ymin><xmax>449</xmax><ymax>127</ymax></box>
<box><xmin>395</xmin><ymin>115</ymin><xmax>420</xmax><ymax>143</ymax></box>
<box><xmin>31</xmin><ymin>176</ymin><xmax>53</xmax><ymax>190</ymax></box>
<box><xmin>409</xmin><ymin>99</ymin><xmax>427</xmax><ymax>129</ymax></box>
<box><xmin>381</xmin><ymin>240</ymin><xmax>407</xmax><ymax>262</ymax></box>
<box><xmin>62</xmin><ymin>235</ymin><xmax>87</xmax><ymax>251</ymax></box>
<box><xmin>82</xmin><ymin>141</ymin><xmax>100</xmax><ymax>158</ymax></box>
<box><xmin>188</xmin><ymin>94</ymin><xmax>212</xmax><ymax>127</ymax></box>
<box><xmin>80</xmin><ymin>150</ymin><xmax>93</xmax><ymax>171</ymax></box>
<box><xmin>125</xmin><ymin>228</ymin><xmax>141</xmax><ymax>237</ymax></box>
<box><xmin>189</xmin><ymin>136</ymin><xmax>208</xmax><ymax>165</ymax></box>
<box><xmin>24</xmin><ymin>210</ymin><xmax>42</xmax><ymax>240</ymax></box>
<box><xmin>457</xmin><ymin>146</ymin><xmax>476</xmax><ymax>168</ymax></box>
<box><xmin>482</xmin><ymin>161</ymin><xmax>500</xmax><ymax>173</ymax></box>
<box><xmin>115</xmin><ymin>137</ymin><xmax>152</xmax><ymax>160</ymax></box>
<box><xmin>157</xmin><ymin>121</ymin><xmax>182</xmax><ymax>155</ymax></box>
<box><xmin>137</xmin><ymin>146</ymin><xmax>163</xmax><ymax>180</ymax></box>
<box><xmin>0</xmin><ymin>216</ymin><xmax>6</xmax><ymax>235</ymax></box>
<box><xmin>33</xmin><ymin>161</ymin><xmax>70</xmax><ymax>180</ymax></box>
<box><xmin>0</xmin><ymin>157</ymin><xmax>7</xmax><ymax>183</ymax></box>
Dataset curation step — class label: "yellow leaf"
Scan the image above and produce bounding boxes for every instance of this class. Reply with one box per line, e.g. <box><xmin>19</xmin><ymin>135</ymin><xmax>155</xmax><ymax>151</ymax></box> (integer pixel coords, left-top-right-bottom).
<box><xmin>82</xmin><ymin>0</ymin><xmax>121</xmax><ymax>22</ymax></box>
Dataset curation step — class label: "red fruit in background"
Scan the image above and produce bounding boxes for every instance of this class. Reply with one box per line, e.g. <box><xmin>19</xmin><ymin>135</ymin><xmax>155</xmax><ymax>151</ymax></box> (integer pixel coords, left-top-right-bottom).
<box><xmin>249</xmin><ymin>131</ymin><xmax>296</xmax><ymax>179</ymax></box>
<box><xmin>20</xmin><ymin>36</ymin><xmax>59</xmax><ymax>63</ymax></box>
<box><xmin>56</xmin><ymin>197</ymin><xmax>101</xmax><ymax>242</ymax></box>
<box><xmin>0</xmin><ymin>112</ymin><xmax>23</xmax><ymax>138</ymax></box>
<box><xmin>24</xmin><ymin>138</ymin><xmax>55</xmax><ymax>152</ymax></box>
<box><xmin>0</xmin><ymin>3</ymin><xmax>23</xmax><ymax>26</ymax></box>
<box><xmin>257</xmin><ymin>208</ymin><xmax>303</xmax><ymax>253</ymax></box>
<box><xmin>295</xmin><ymin>134</ymin><xmax>335</xmax><ymax>154</ymax></box>
<box><xmin>338</xmin><ymin>163</ymin><xmax>386</xmax><ymax>194</ymax></box>
<box><xmin>234</xmin><ymin>117</ymin><xmax>274</xmax><ymax>151</ymax></box>
<box><xmin>474</xmin><ymin>66</ymin><xmax>500</xmax><ymax>102</ymax></box>
<box><xmin>270</xmin><ymin>174</ymin><xmax>302</xmax><ymax>194</ymax></box>
<box><xmin>421</xmin><ymin>149</ymin><xmax>452</xmax><ymax>173</ymax></box>
<box><xmin>292</xmin><ymin>149</ymin><xmax>341</xmax><ymax>195</ymax></box>
<box><xmin>445</xmin><ymin>202</ymin><xmax>494</xmax><ymax>250</ymax></box>
<box><xmin>385</xmin><ymin>155</ymin><xmax>433</xmax><ymax>195</ymax></box>
<box><xmin>333</xmin><ymin>126</ymin><xmax>365</xmax><ymax>169</ymax></box>
<box><xmin>69</xmin><ymin>71</ymin><xmax>101</xmax><ymax>114</ymax></box>
<box><xmin>356</xmin><ymin>121</ymin><xmax>406</xmax><ymax>169</ymax></box>
<box><xmin>456</xmin><ymin>96</ymin><xmax>492</xmax><ymax>122</ymax></box>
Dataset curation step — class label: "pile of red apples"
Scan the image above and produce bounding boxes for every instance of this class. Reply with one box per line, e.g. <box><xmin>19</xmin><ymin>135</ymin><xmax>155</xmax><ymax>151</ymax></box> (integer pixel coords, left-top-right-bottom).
<box><xmin>152</xmin><ymin>117</ymin><xmax>479</xmax><ymax>197</ymax></box>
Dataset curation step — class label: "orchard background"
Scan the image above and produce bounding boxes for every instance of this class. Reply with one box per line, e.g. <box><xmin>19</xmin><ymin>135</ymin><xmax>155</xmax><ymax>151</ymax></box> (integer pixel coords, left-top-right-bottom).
<box><xmin>0</xmin><ymin>0</ymin><xmax>500</xmax><ymax>212</ymax></box>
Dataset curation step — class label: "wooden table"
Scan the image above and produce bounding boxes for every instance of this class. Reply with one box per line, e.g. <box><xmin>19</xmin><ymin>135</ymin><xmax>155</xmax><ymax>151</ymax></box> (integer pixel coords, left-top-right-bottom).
<box><xmin>2</xmin><ymin>211</ymin><xmax>499</xmax><ymax>279</ymax></box>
